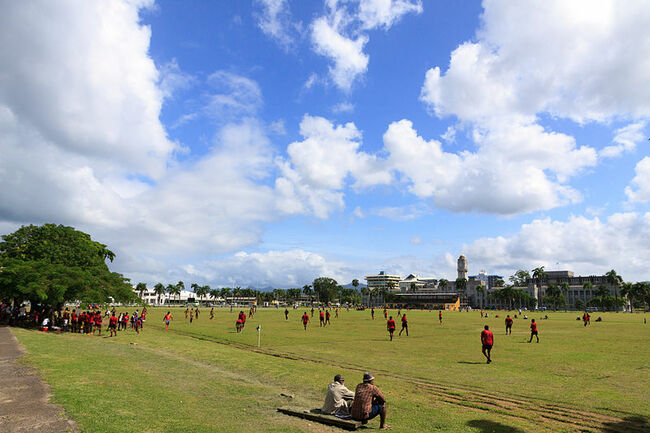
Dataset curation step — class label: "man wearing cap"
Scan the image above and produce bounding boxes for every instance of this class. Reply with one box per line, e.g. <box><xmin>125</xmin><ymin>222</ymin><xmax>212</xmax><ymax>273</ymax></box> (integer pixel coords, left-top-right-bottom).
<box><xmin>350</xmin><ymin>373</ymin><xmax>390</xmax><ymax>430</ymax></box>
<box><xmin>321</xmin><ymin>374</ymin><xmax>355</xmax><ymax>416</ymax></box>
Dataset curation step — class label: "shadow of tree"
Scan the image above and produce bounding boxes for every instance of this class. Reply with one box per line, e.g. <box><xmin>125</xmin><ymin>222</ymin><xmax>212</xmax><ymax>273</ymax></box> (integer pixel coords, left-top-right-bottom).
<box><xmin>467</xmin><ymin>419</ymin><xmax>526</xmax><ymax>433</ymax></box>
<box><xmin>599</xmin><ymin>415</ymin><xmax>649</xmax><ymax>433</ymax></box>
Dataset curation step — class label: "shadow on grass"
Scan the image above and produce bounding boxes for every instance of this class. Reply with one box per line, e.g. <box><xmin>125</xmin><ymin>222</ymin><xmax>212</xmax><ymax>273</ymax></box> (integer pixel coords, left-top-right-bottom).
<box><xmin>467</xmin><ymin>420</ymin><xmax>525</xmax><ymax>432</ymax></box>
<box><xmin>457</xmin><ymin>361</ymin><xmax>485</xmax><ymax>365</ymax></box>
<box><xmin>599</xmin><ymin>415</ymin><xmax>649</xmax><ymax>432</ymax></box>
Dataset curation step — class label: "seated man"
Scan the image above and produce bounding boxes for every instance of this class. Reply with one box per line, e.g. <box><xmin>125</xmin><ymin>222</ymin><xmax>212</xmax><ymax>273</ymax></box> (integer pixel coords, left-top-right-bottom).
<box><xmin>321</xmin><ymin>374</ymin><xmax>355</xmax><ymax>416</ymax></box>
<box><xmin>350</xmin><ymin>373</ymin><xmax>391</xmax><ymax>430</ymax></box>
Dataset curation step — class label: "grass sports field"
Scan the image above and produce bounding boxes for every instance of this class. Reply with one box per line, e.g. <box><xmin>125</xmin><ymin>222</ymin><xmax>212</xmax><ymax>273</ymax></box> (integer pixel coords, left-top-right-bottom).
<box><xmin>11</xmin><ymin>308</ymin><xmax>650</xmax><ymax>433</ymax></box>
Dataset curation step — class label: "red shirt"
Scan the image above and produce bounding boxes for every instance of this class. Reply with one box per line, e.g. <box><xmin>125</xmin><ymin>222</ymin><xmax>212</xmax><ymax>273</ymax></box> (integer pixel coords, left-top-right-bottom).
<box><xmin>401</xmin><ymin>316</ymin><xmax>407</xmax><ymax>324</ymax></box>
<box><xmin>95</xmin><ymin>315</ymin><xmax>102</xmax><ymax>325</ymax></box>
<box><xmin>326</xmin><ymin>311</ymin><xmax>330</xmax><ymax>318</ymax></box>
<box><xmin>481</xmin><ymin>329</ymin><xmax>494</xmax><ymax>345</ymax></box>
<box><xmin>505</xmin><ymin>317</ymin><xmax>513</xmax><ymax>325</ymax></box>
<box><xmin>242</xmin><ymin>314</ymin><xmax>246</xmax><ymax>322</ymax></box>
<box><xmin>302</xmin><ymin>314</ymin><xmax>309</xmax><ymax>323</ymax></box>
<box><xmin>387</xmin><ymin>319</ymin><xmax>396</xmax><ymax>329</ymax></box>
<box><xmin>110</xmin><ymin>316</ymin><xmax>118</xmax><ymax>325</ymax></box>
<box><xmin>530</xmin><ymin>322</ymin><xmax>537</xmax><ymax>332</ymax></box>
<box><xmin>320</xmin><ymin>312</ymin><xmax>324</xmax><ymax>319</ymax></box>
<box><xmin>71</xmin><ymin>312</ymin><xmax>77</xmax><ymax>321</ymax></box>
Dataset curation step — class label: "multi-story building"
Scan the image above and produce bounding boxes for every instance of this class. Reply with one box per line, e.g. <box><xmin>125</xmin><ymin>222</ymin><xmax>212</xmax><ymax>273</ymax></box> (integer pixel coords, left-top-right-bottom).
<box><xmin>398</xmin><ymin>274</ymin><xmax>438</xmax><ymax>291</ymax></box>
<box><xmin>365</xmin><ymin>271</ymin><xmax>401</xmax><ymax>292</ymax></box>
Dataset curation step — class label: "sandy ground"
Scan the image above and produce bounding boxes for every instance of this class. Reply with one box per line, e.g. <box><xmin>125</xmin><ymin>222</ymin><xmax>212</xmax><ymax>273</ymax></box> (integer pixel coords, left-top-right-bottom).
<box><xmin>0</xmin><ymin>326</ymin><xmax>79</xmax><ymax>433</ymax></box>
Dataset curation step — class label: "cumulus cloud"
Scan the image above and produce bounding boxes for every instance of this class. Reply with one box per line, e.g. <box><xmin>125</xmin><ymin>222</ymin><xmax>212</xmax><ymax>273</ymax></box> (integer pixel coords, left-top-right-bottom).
<box><xmin>418</xmin><ymin>0</ymin><xmax>650</xmax><ymax>213</ymax></box>
<box><xmin>275</xmin><ymin>115</ymin><xmax>392</xmax><ymax>218</ymax></box>
<box><xmin>600</xmin><ymin>122</ymin><xmax>647</xmax><ymax>158</ymax></box>
<box><xmin>204</xmin><ymin>71</ymin><xmax>263</xmax><ymax>121</ymax></box>
<box><xmin>625</xmin><ymin>157</ymin><xmax>650</xmax><ymax>203</ymax></box>
<box><xmin>462</xmin><ymin>212</ymin><xmax>650</xmax><ymax>282</ymax></box>
<box><xmin>311</xmin><ymin>0</ymin><xmax>422</xmax><ymax>90</ymax></box>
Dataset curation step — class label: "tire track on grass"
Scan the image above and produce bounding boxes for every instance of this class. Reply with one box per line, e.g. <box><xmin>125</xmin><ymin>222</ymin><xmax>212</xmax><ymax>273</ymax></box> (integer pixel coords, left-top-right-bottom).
<box><xmin>162</xmin><ymin>328</ymin><xmax>648</xmax><ymax>433</ymax></box>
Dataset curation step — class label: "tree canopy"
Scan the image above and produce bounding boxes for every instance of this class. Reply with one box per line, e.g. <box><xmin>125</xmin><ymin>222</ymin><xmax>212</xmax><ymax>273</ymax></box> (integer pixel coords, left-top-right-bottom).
<box><xmin>0</xmin><ymin>223</ymin><xmax>136</xmax><ymax>308</ymax></box>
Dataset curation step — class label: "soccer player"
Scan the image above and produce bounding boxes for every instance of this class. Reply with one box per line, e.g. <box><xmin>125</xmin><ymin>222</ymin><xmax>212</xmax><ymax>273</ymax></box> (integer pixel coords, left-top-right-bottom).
<box><xmin>210</xmin><ymin>308</ymin><xmax>214</xmax><ymax>320</ymax></box>
<box><xmin>505</xmin><ymin>315</ymin><xmax>513</xmax><ymax>335</ymax></box>
<box><xmin>335</xmin><ymin>308</ymin><xmax>338</xmax><ymax>319</ymax></box>
<box><xmin>311</xmin><ymin>307</ymin><xmax>314</xmax><ymax>317</ymax></box>
<box><xmin>122</xmin><ymin>312</ymin><xmax>129</xmax><ymax>331</ymax></box>
<box><xmin>236</xmin><ymin>317</ymin><xmax>244</xmax><ymax>332</ymax></box>
<box><xmin>189</xmin><ymin>309</ymin><xmax>194</xmax><ymax>324</ymax></box>
<box><xmin>386</xmin><ymin>316</ymin><xmax>396</xmax><ymax>341</ymax></box>
<box><xmin>94</xmin><ymin>311</ymin><xmax>102</xmax><ymax>336</ymax></box>
<box><xmin>185</xmin><ymin>308</ymin><xmax>189</xmax><ymax>320</ymax></box>
<box><xmin>302</xmin><ymin>312</ymin><xmax>310</xmax><ymax>330</ymax></box>
<box><xmin>284</xmin><ymin>308</ymin><xmax>289</xmax><ymax>320</ymax></box>
<box><xmin>439</xmin><ymin>310</ymin><xmax>443</xmax><ymax>325</ymax></box>
<box><xmin>371</xmin><ymin>308</ymin><xmax>375</xmax><ymax>320</ymax></box>
<box><xmin>163</xmin><ymin>311</ymin><xmax>173</xmax><ymax>330</ymax></box>
<box><xmin>109</xmin><ymin>313</ymin><xmax>118</xmax><ymax>337</ymax></box>
<box><xmin>528</xmin><ymin>319</ymin><xmax>539</xmax><ymax>343</ymax></box>
<box><xmin>71</xmin><ymin>309</ymin><xmax>78</xmax><ymax>333</ymax></box>
<box><xmin>398</xmin><ymin>314</ymin><xmax>408</xmax><ymax>336</ymax></box>
<box><xmin>383</xmin><ymin>309</ymin><xmax>387</xmax><ymax>320</ymax></box>
<box><xmin>481</xmin><ymin>325</ymin><xmax>494</xmax><ymax>364</ymax></box>
<box><xmin>320</xmin><ymin>310</ymin><xmax>325</xmax><ymax>327</ymax></box>
<box><xmin>325</xmin><ymin>310</ymin><xmax>331</xmax><ymax>326</ymax></box>
<box><xmin>134</xmin><ymin>315</ymin><xmax>143</xmax><ymax>334</ymax></box>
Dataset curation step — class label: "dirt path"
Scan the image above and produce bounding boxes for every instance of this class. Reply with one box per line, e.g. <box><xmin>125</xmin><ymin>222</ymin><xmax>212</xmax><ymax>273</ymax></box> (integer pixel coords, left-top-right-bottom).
<box><xmin>0</xmin><ymin>327</ymin><xmax>79</xmax><ymax>433</ymax></box>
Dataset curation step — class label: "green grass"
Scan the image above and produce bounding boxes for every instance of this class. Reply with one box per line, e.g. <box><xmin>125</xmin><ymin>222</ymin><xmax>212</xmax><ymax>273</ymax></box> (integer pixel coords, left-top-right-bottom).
<box><xmin>11</xmin><ymin>308</ymin><xmax>650</xmax><ymax>432</ymax></box>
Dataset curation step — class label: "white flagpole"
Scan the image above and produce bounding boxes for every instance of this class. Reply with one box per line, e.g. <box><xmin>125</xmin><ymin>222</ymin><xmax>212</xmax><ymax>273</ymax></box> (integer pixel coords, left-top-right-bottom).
<box><xmin>257</xmin><ymin>325</ymin><xmax>261</xmax><ymax>348</ymax></box>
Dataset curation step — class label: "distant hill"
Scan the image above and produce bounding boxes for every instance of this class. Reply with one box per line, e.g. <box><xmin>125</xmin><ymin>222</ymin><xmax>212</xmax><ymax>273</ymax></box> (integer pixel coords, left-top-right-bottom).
<box><xmin>341</xmin><ymin>282</ymin><xmax>366</xmax><ymax>289</ymax></box>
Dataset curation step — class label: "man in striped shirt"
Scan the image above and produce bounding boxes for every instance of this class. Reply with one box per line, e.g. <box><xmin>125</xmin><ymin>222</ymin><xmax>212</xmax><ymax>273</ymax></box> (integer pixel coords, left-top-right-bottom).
<box><xmin>350</xmin><ymin>373</ymin><xmax>391</xmax><ymax>430</ymax></box>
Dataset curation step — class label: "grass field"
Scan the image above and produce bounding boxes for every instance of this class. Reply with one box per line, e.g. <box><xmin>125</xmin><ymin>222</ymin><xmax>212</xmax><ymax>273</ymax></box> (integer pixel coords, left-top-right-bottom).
<box><xmin>11</xmin><ymin>307</ymin><xmax>650</xmax><ymax>433</ymax></box>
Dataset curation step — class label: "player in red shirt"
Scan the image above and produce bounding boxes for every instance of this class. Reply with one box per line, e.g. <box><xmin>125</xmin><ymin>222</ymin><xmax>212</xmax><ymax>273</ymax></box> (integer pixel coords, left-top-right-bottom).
<box><xmin>387</xmin><ymin>316</ymin><xmax>396</xmax><ymax>341</ymax></box>
<box><xmin>302</xmin><ymin>312</ymin><xmax>310</xmax><ymax>330</ymax></box>
<box><xmin>71</xmin><ymin>309</ymin><xmax>78</xmax><ymax>333</ymax></box>
<box><xmin>122</xmin><ymin>312</ymin><xmax>129</xmax><ymax>331</ymax></box>
<box><xmin>319</xmin><ymin>310</ymin><xmax>325</xmax><ymax>327</ymax></box>
<box><xmin>528</xmin><ymin>319</ymin><xmax>539</xmax><ymax>343</ymax></box>
<box><xmin>439</xmin><ymin>310</ymin><xmax>443</xmax><ymax>325</ymax></box>
<box><xmin>383</xmin><ymin>309</ymin><xmax>387</xmax><ymax>319</ymax></box>
<box><xmin>481</xmin><ymin>325</ymin><xmax>494</xmax><ymax>364</ymax></box>
<box><xmin>93</xmin><ymin>312</ymin><xmax>102</xmax><ymax>335</ymax></box>
<box><xmin>163</xmin><ymin>311</ymin><xmax>173</xmax><ymax>330</ymax></box>
<box><xmin>505</xmin><ymin>315</ymin><xmax>513</xmax><ymax>335</ymax></box>
<box><xmin>398</xmin><ymin>314</ymin><xmax>408</xmax><ymax>336</ymax></box>
<box><xmin>325</xmin><ymin>310</ymin><xmax>331</xmax><ymax>326</ymax></box>
<box><xmin>109</xmin><ymin>313</ymin><xmax>118</xmax><ymax>337</ymax></box>
<box><xmin>235</xmin><ymin>318</ymin><xmax>244</xmax><ymax>332</ymax></box>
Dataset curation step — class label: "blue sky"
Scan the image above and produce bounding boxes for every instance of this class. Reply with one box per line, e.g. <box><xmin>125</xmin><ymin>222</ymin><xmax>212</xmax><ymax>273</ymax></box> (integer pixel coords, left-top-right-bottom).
<box><xmin>1</xmin><ymin>0</ymin><xmax>650</xmax><ymax>287</ymax></box>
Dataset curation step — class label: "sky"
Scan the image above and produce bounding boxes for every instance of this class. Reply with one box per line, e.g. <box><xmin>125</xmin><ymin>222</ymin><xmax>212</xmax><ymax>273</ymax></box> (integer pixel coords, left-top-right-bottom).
<box><xmin>1</xmin><ymin>0</ymin><xmax>650</xmax><ymax>288</ymax></box>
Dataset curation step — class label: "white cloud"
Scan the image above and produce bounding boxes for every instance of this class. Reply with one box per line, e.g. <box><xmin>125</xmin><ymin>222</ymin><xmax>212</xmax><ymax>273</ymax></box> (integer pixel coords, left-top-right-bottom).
<box><xmin>462</xmin><ymin>212</ymin><xmax>650</xmax><ymax>282</ymax></box>
<box><xmin>254</xmin><ymin>0</ymin><xmax>299</xmax><ymax>51</ymax></box>
<box><xmin>410</xmin><ymin>236</ymin><xmax>421</xmax><ymax>245</ymax></box>
<box><xmin>205</xmin><ymin>71</ymin><xmax>263</xmax><ymax>121</ymax></box>
<box><xmin>383</xmin><ymin>120</ymin><xmax>594</xmax><ymax>214</ymax></box>
<box><xmin>158</xmin><ymin>59</ymin><xmax>196</xmax><ymax>99</ymax></box>
<box><xmin>600</xmin><ymin>121</ymin><xmax>647</xmax><ymax>158</ymax></box>
<box><xmin>311</xmin><ymin>0</ymin><xmax>422</xmax><ymax>90</ymax></box>
<box><xmin>358</xmin><ymin>0</ymin><xmax>422</xmax><ymax>30</ymax></box>
<box><xmin>275</xmin><ymin>115</ymin><xmax>392</xmax><ymax>218</ymax></box>
<box><xmin>0</xmin><ymin>0</ymin><xmax>175</xmax><ymax>180</ymax></box>
<box><xmin>332</xmin><ymin>101</ymin><xmax>355</xmax><ymax>113</ymax></box>
<box><xmin>625</xmin><ymin>157</ymin><xmax>650</xmax><ymax>203</ymax></box>
<box><xmin>371</xmin><ymin>204</ymin><xmax>428</xmax><ymax>221</ymax></box>
<box><xmin>353</xmin><ymin>206</ymin><xmax>365</xmax><ymax>218</ymax></box>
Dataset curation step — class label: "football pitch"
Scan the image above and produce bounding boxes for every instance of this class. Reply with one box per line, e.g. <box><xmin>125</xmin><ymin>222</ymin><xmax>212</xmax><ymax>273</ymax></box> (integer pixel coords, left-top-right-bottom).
<box><xmin>11</xmin><ymin>308</ymin><xmax>650</xmax><ymax>433</ymax></box>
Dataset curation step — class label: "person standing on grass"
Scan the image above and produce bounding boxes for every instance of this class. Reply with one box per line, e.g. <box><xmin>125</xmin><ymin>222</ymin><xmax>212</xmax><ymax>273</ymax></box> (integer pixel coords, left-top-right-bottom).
<box><xmin>387</xmin><ymin>316</ymin><xmax>396</xmax><ymax>341</ymax></box>
<box><xmin>398</xmin><ymin>314</ymin><xmax>408</xmax><ymax>336</ymax></box>
<box><xmin>528</xmin><ymin>319</ymin><xmax>539</xmax><ymax>343</ymax></box>
<box><xmin>164</xmin><ymin>311</ymin><xmax>173</xmax><ymax>330</ymax></box>
<box><xmin>320</xmin><ymin>310</ymin><xmax>325</xmax><ymax>327</ymax></box>
<box><xmin>350</xmin><ymin>373</ymin><xmax>391</xmax><ymax>430</ymax></box>
<box><xmin>302</xmin><ymin>312</ymin><xmax>310</xmax><ymax>330</ymax></box>
<box><xmin>311</xmin><ymin>307</ymin><xmax>315</xmax><ymax>318</ymax></box>
<box><xmin>189</xmin><ymin>309</ymin><xmax>194</xmax><ymax>324</ymax></box>
<box><xmin>439</xmin><ymin>310</ymin><xmax>443</xmax><ymax>325</ymax></box>
<box><xmin>109</xmin><ymin>313</ymin><xmax>118</xmax><ymax>337</ymax></box>
<box><xmin>122</xmin><ymin>312</ymin><xmax>129</xmax><ymax>331</ymax></box>
<box><xmin>195</xmin><ymin>307</ymin><xmax>200</xmax><ymax>320</ymax></box>
<box><xmin>134</xmin><ymin>315</ymin><xmax>143</xmax><ymax>334</ymax></box>
<box><xmin>236</xmin><ymin>317</ymin><xmax>244</xmax><ymax>332</ymax></box>
<box><xmin>285</xmin><ymin>308</ymin><xmax>289</xmax><ymax>320</ymax></box>
<box><xmin>383</xmin><ymin>309</ymin><xmax>387</xmax><ymax>320</ymax></box>
<box><xmin>505</xmin><ymin>315</ymin><xmax>513</xmax><ymax>335</ymax></box>
<box><xmin>185</xmin><ymin>308</ymin><xmax>189</xmax><ymax>320</ymax></box>
<box><xmin>94</xmin><ymin>311</ymin><xmax>102</xmax><ymax>336</ymax></box>
<box><xmin>325</xmin><ymin>310</ymin><xmax>331</xmax><ymax>326</ymax></box>
<box><xmin>210</xmin><ymin>308</ymin><xmax>214</xmax><ymax>320</ymax></box>
<box><xmin>371</xmin><ymin>308</ymin><xmax>375</xmax><ymax>320</ymax></box>
<box><xmin>335</xmin><ymin>308</ymin><xmax>339</xmax><ymax>319</ymax></box>
<box><xmin>481</xmin><ymin>325</ymin><xmax>494</xmax><ymax>364</ymax></box>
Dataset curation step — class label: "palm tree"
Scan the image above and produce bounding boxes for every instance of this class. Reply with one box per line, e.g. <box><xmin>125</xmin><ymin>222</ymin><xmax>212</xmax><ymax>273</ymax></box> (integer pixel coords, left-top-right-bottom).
<box><xmin>136</xmin><ymin>282</ymin><xmax>147</xmax><ymax>300</ymax></box>
<box><xmin>153</xmin><ymin>283</ymin><xmax>166</xmax><ymax>305</ymax></box>
<box><xmin>476</xmin><ymin>285</ymin><xmax>486</xmax><ymax>309</ymax></box>
<box><xmin>545</xmin><ymin>284</ymin><xmax>563</xmax><ymax>311</ymax></box>
<box><xmin>209</xmin><ymin>288</ymin><xmax>219</xmax><ymax>302</ymax></box>
<box><xmin>352</xmin><ymin>279</ymin><xmax>359</xmax><ymax>291</ymax></box>
<box><xmin>582</xmin><ymin>281</ymin><xmax>593</xmax><ymax>308</ymax></box>
<box><xmin>360</xmin><ymin>286</ymin><xmax>370</xmax><ymax>306</ymax></box>
<box><xmin>605</xmin><ymin>270</ymin><xmax>622</xmax><ymax>312</ymax></box>
<box><xmin>439</xmin><ymin>279</ymin><xmax>448</xmax><ymax>290</ymax></box>
<box><xmin>220</xmin><ymin>287</ymin><xmax>232</xmax><ymax>303</ymax></box>
<box><xmin>302</xmin><ymin>284</ymin><xmax>313</xmax><ymax>305</ymax></box>
<box><xmin>559</xmin><ymin>282</ymin><xmax>570</xmax><ymax>311</ymax></box>
<box><xmin>532</xmin><ymin>266</ymin><xmax>547</xmax><ymax>308</ymax></box>
<box><xmin>165</xmin><ymin>284</ymin><xmax>176</xmax><ymax>304</ymax></box>
<box><xmin>596</xmin><ymin>285</ymin><xmax>609</xmax><ymax>311</ymax></box>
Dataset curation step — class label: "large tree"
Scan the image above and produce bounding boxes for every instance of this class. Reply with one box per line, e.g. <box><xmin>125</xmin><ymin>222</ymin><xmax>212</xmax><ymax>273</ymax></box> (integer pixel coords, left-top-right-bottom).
<box><xmin>532</xmin><ymin>266</ymin><xmax>547</xmax><ymax>307</ymax></box>
<box><xmin>312</xmin><ymin>277</ymin><xmax>339</xmax><ymax>304</ymax></box>
<box><xmin>0</xmin><ymin>223</ymin><xmax>136</xmax><ymax>310</ymax></box>
<box><xmin>605</xmin><ymin>270</ymin><xmax>623</xmax><ymax>311</ymax></box>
